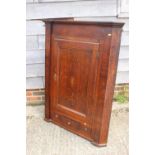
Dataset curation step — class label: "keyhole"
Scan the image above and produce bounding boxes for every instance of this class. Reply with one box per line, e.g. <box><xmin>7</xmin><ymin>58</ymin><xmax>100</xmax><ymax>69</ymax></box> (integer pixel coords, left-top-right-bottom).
<box><xmin>53</xmin><ymin>73</ymin><xmax>57</xmax><ymax>81</ymax></box>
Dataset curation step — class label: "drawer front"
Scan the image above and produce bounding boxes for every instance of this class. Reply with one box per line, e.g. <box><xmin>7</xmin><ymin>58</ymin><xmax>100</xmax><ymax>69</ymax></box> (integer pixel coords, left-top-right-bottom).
<box><xmin>51</xmin><ymin>112</ymin><xmax>92</xmax><ymax>140</ymax></box>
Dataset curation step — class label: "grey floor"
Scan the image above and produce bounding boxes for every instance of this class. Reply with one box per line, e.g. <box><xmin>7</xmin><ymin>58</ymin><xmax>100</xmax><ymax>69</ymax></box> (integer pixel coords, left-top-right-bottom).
<box><xmin>27</xmin><ymin>103</ymin><xmax>128</xmax><ymax>155</ymax></box>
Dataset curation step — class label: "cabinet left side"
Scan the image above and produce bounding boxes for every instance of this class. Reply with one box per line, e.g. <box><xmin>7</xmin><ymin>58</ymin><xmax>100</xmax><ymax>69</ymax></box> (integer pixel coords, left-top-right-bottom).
<box><xmin>45</xmin><ymin>22</ymin><xmax>53</xmax><ymax>122</ymax></box>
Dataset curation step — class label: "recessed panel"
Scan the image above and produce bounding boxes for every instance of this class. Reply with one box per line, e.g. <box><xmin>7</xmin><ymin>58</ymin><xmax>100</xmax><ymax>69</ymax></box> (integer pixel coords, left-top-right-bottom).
<box><xmin>58</xmin><ymin>47</ymin><xmax>92</xmax><ymax>115</ymax></box>
<box><xmin>50</xmin><ymin>38</ymin><xmax>99</xmax><ymax>119</ymax></box>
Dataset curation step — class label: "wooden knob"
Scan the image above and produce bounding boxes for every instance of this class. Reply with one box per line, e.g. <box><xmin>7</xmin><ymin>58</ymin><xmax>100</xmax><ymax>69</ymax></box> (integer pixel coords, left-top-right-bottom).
<box><xmin>67</xmin><ymin>122</ymin><xmax>71</xmax><ymax>125</ymax></box>
<box><xmin>55</xmin><ymin>114</ymin><xmax>58</xmax><ymax>118</ymax></box>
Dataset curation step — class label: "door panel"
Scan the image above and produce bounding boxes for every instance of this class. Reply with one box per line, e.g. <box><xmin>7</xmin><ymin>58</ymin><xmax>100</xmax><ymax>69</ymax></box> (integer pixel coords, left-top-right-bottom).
<box><xmin>58</xmin><ymin>47</ymin><xmax>92</xmax><ymax>115</ymax></box>
<box><xmin>50</xmin><ymin>37</ymin><xmax>100</xmax><ymax>129</ymax></box>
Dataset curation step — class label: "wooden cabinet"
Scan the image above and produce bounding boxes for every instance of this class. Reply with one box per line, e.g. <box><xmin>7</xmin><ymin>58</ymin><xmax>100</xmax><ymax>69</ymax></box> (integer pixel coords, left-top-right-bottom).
<box><xmin>44</xmin><ymin>20</ymin><xmax>124</xmax><ymax>146</ymax></box>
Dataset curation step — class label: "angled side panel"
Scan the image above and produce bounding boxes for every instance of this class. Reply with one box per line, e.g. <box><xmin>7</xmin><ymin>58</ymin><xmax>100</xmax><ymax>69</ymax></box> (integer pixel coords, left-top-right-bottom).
<box><xmin>99</xmin><ymin>27</ymin><xmax>123</xmax><ymax>145</ymax></box>
<box><xmin>45</xmin><ymin>22</ymin><xmax>52</xmax><ymax>121</ymax></box>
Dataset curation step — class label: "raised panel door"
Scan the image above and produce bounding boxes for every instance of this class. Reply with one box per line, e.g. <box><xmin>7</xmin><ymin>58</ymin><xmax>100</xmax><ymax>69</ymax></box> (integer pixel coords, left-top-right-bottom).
<box><xmin>50</xmin><ymin>37</ymin><xmax>100</xmax><ymax>138</ymax></box>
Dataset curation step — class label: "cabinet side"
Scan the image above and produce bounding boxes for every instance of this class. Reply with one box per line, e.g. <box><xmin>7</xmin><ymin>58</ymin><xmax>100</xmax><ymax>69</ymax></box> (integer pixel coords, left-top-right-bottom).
<box><xmin>98</xmin><ymin>27</ymin><xmax>123</xmax><ymax>145</ymax></box>
<box><xmin>45</xmin><ymin>22</ymin><xmax>52</xmax><ymax>121</ymax></box>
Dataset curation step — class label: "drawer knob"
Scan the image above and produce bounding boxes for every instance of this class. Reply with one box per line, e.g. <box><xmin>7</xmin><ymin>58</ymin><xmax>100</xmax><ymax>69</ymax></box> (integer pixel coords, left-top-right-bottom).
<box><xmin>67</xmin><ymin>122</ymin><xmax>71</xmax><ymax>125</ymax></box>
<box><xmin>108</xmin><ymin>33</ymin><xmax>112</xmax><ymax>37</ymax></box>
<box><xmin>84</xmin><ymin>122</ymin><xmax>87</xmax><ymax>126</ymax></box>
<box><xmin>55</xmin><ymin>114</ymin><xmax>58</xmax><ymax>118</ymax></box>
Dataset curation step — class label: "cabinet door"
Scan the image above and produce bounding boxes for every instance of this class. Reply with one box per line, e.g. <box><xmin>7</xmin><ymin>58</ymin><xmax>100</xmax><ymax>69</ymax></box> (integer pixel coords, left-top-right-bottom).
<box><xmin>50</xmin><ymin>36</ymin><xmax>100</xmax><ymax>138</ymax></box>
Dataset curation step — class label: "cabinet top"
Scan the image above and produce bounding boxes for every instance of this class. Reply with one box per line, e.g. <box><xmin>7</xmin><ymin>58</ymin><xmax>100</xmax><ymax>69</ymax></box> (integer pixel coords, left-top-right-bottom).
<box><xmin>41</xmin><ymin>19</ymin><xmax>124</xmax><ymax>28</ymax></box>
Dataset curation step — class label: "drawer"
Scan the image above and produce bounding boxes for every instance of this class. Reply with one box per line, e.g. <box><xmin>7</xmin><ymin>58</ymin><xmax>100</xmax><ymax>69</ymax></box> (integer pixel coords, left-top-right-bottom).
<box><xmin>51</xmin><ymin>112</ymin><xmax>92</xmax><ymax>139</ymax></box>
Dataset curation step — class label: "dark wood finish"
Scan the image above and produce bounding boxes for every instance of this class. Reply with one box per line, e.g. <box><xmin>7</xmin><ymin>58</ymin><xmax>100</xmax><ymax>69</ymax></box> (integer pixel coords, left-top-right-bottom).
<box><xmin>44</xmin><ymin>22</ymin><xmax>52</xmax><ymax>121</ymax></box>
<box><xmin>44</xmin><ymin>20</ymin><xmax>124</xmax><ymax>146</ymax></box>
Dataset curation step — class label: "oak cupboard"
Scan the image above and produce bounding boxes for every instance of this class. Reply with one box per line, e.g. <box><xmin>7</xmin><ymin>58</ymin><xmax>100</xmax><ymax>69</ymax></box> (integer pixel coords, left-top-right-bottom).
<box><xmin>44</xmin><ymin>20</ymin><xmax>124</xmax><ymax>146</ymax></box>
